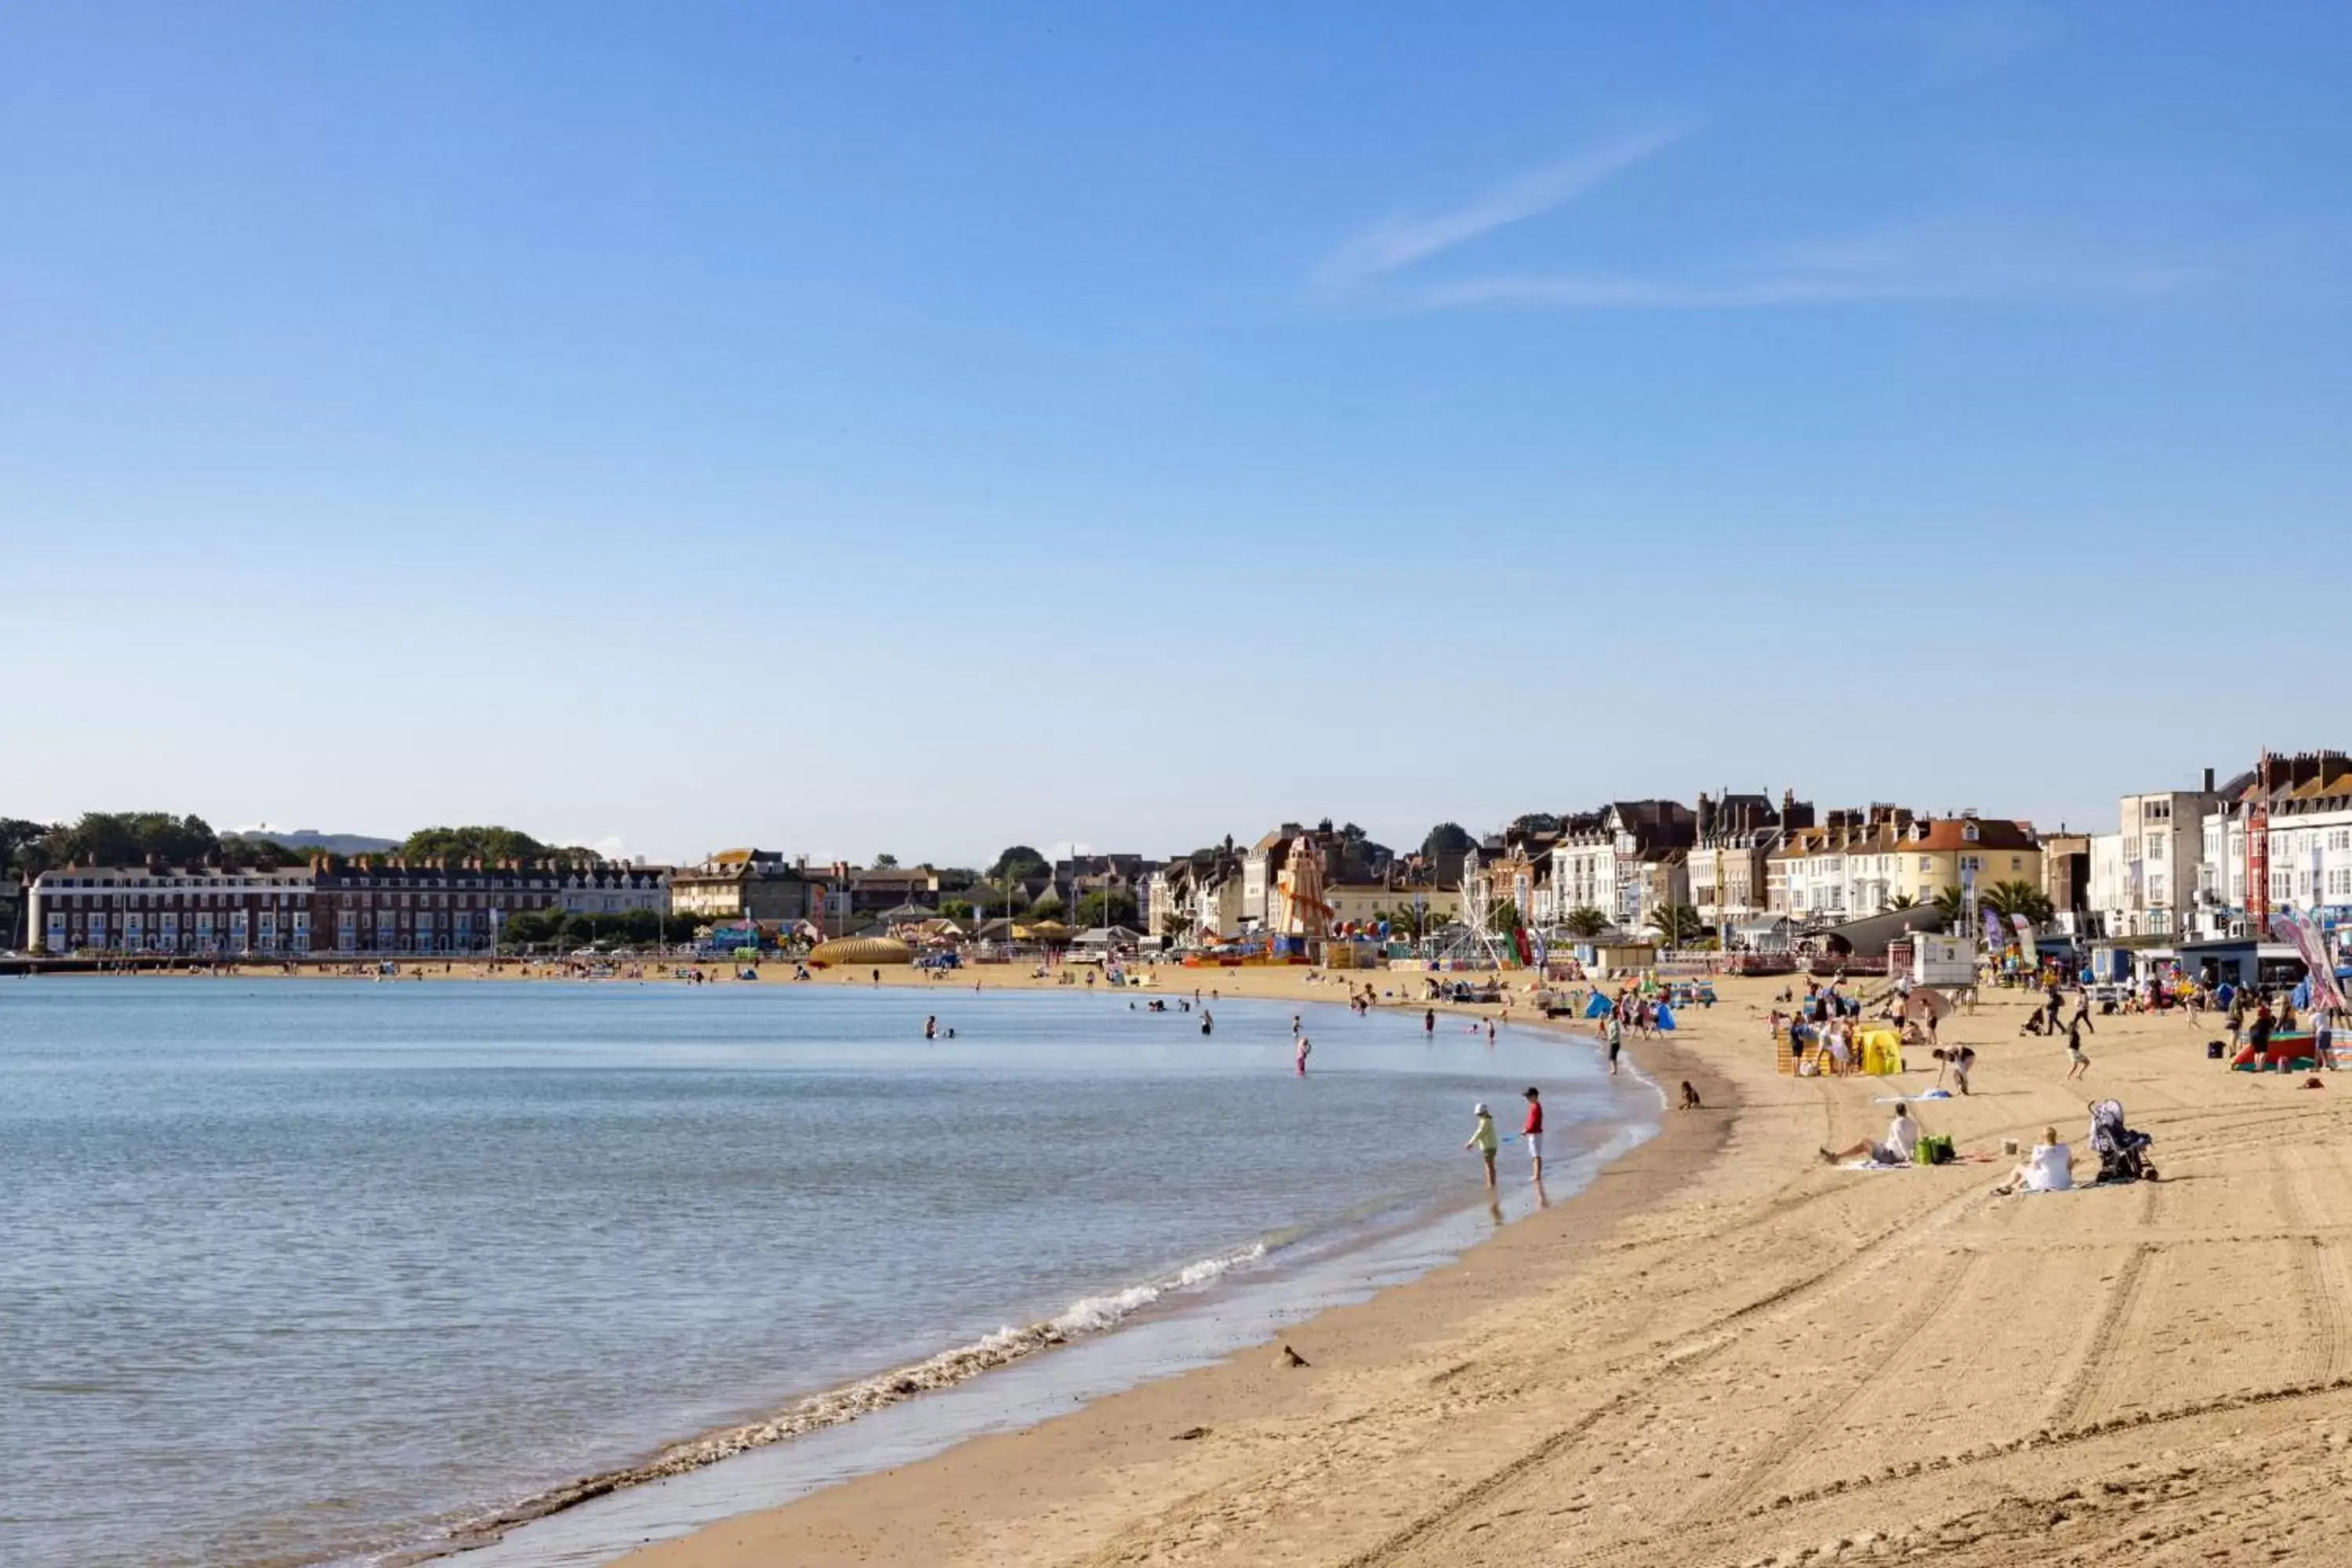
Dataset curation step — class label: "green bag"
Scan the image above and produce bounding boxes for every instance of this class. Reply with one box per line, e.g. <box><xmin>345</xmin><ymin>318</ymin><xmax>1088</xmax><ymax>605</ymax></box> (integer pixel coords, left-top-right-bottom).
<box><xmin>1914</xmin><ymin>1134</ymin><xmax>1955</xmax><ymax>1167</ymax></box>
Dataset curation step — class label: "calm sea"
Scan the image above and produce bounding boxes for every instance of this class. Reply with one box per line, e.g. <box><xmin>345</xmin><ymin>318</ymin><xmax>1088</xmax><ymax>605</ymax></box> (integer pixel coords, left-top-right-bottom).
<box><xmin>1</xmin><ymin>977</ymin><xmax>1650</xmax><ymax>1568</ymax></box>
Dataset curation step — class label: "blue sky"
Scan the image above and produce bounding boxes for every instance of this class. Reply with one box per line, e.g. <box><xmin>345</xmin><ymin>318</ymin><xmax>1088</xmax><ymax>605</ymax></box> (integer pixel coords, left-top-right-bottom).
<box><xmin>4</xmin><ymin>2</ymin><xmax>2347</xmax><ymax>865</ymax></box>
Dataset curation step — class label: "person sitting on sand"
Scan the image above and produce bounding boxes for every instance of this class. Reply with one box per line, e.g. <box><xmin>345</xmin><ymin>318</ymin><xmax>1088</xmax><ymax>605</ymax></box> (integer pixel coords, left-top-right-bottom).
<box><xmin>1821</xmin><ymin>1104</ymin><xmax>1920</xmax><ymax>1167</ymax></box>
<box><xmin>1678</xmin><ymin>1080</ymin><xmax>1703</xmax><ymax>1111</ymax></box>
<box><xmin>1994</xmin><ymin>1127</ymin><xmax>2073</xmax><ymax>1194</ymax></box>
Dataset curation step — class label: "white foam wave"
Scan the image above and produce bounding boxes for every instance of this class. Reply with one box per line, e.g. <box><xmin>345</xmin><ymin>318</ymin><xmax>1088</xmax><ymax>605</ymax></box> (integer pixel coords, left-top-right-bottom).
<box><xmin>446</xmin><ymin>1240</ymin><xmax>1272</xmax><ymax>1550</ymax></box>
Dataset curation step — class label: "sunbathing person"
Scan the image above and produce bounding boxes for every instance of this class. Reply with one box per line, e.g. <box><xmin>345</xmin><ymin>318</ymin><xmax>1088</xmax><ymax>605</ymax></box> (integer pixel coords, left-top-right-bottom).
<box><xmin>1821</xmin><ymin>1104</ymin><xmax>1919</xmax><ymax>1167</ymax></box>
<box><xmin>1994</xmin><ymin>1127</ymin><xmax>2074</xmax><ymax>1194</ymax></box>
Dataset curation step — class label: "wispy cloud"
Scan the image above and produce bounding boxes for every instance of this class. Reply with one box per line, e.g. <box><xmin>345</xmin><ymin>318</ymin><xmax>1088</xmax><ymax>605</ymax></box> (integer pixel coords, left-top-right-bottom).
<box><xmin>1316</xmin><ymin>125</ymin><xmax>1697</xmax><ymax>290</ymax></box>
<box><xmin>1398</xmin><ymin>216</ymin><xmax>2205</xmax><ymax>313</ymax></box>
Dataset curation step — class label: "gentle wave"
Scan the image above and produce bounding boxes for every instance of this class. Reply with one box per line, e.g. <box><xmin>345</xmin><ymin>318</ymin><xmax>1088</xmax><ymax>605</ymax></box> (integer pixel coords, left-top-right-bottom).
<box><xmin>430</xmin><ymin>1240</ymin><xmax>1272</xmax><ymax>1556</ymax></box>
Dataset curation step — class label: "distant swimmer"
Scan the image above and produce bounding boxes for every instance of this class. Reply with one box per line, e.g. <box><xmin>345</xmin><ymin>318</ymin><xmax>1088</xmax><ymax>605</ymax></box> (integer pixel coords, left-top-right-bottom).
<box><xmin>924</xmin><ymin>1015</ymin><xmax>936</xmax><ymax>1040</ymax></box>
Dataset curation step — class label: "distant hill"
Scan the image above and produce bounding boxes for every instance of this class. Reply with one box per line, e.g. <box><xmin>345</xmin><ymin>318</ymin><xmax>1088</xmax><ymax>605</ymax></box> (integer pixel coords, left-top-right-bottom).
<box><xmin>227</xmin><ymin>827</ymin><xmax>401</xmax><ymax>857</ymax></box>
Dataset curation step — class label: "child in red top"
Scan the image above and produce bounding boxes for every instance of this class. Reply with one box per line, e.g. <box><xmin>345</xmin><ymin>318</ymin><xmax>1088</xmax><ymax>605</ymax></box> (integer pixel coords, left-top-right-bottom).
<box><xmin>1522</xmin><ymin>1087</ymin><xmax>1544</xmax><ymax>1181</ymax></box>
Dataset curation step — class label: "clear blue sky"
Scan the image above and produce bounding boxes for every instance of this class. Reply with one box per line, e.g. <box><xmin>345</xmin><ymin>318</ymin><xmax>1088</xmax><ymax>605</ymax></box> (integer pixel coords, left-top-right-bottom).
<box><xmin>5</xmin><ymin>2</ymin><xmax>2347</xmax><ymax>865</ymax></box>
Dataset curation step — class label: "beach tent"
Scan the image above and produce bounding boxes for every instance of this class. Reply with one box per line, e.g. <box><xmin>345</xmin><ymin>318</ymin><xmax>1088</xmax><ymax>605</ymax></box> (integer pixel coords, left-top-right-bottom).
<box><xmin>1855</xmin><ymin>1027</ymin><xmax>1905</xmax><ymax>1076</ymax></box>
<box><xmin>1656</xmin><ymin>1004</ymin><xmax>1677</xmax><ymax>1031</ymax></box>
<box><xmin>1584</xmin><ymin>992</ymin><xmax>1614</xmax><ymax>1018</ymax></box>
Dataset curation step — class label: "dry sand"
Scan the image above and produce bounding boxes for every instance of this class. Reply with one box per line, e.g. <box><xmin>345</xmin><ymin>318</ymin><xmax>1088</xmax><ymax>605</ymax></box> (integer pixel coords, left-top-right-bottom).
<box><xmin>563</xmin><ymin>967</ymin><xmax>2352</xmax><ymax>1568</ymax></box>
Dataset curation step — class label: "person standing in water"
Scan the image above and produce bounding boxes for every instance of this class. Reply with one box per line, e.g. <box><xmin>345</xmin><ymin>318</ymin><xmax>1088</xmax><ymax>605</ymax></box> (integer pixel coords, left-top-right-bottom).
<box><xmin>1200</xmin><ymin>1010</ymin><xmax>1214</xmax><ymax>1036</ymax></box>
<box><xmin>1295</xmin><ymin>1035</ymin><xmax>1312</xmax><ymax>1075</ymax></box>
<box><xmin>1521</xmin><ymin>1087</ymin><xmax>1545</xmax><ymax>1181</ymax></box>
<box><xmin>1465</xmin><ymin>1102</ymin><xmax>1499</xmax><ymax>1189</ymax></box>
<box><xmin>1424</xmin><ymin>1008</ymin><xmax>1436</xmax><ymax>1042</ymax></box>
<box><xmin>924</xmin><ymin>1014</ymin><xmax>936</xmax><ymax>1040</ymax></box>
<box><xmin>1291</xmin><ymin>1014</ymin><xmax>1302</xmax><ymax>1038</ymax></box>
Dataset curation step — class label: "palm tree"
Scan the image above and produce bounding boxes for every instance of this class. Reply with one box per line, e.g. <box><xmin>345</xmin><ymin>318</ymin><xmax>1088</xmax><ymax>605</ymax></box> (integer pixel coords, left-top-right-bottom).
<box><xmin>1984</xmin><ymin>879</ymin><xmax>2054</xmax><ymax>925</ymax></box>
<box><xmin>1882</xmin><ymin>893</ymin><xmax>1919</xmax><ymax>912</ymax></box>
<box><xmin>1930</xmin><ymin>884</ymin><xmax>1969</xmax><ymax>924</ymax></box>
<box><xmin>1649</xmin><ymin>902</ymin><xmax>1704</xmax><ymax>947</ymax></box>
<box><xmin>1562</xmin><ymin>906</ymin><xmax>1609</xmax><ymax>938</ymax></box>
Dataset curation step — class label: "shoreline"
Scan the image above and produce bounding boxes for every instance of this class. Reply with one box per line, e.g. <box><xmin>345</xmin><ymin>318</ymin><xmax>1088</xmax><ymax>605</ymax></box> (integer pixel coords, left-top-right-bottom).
<box><xmin>569</xmin><ymin>988</ymin><xmax>1715</xmax><ymax>1568</ymax></box>
<box><xmin>572</xmin><ymin>974</ymin><xmax>2352</xmax><ymax>1568</ymax></box>
<box><xmin>420</xmin><ymin>979</ymin><xmax>1658</xmax><ymax>1568</ymax></box>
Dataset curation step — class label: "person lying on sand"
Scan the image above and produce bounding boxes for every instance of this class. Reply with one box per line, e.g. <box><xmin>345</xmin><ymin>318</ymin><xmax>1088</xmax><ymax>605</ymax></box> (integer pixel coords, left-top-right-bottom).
<box><xmin>1821</xmin><ymin>1104</ymin><xmax>1919</xmax><ymax>1167</ymax></box>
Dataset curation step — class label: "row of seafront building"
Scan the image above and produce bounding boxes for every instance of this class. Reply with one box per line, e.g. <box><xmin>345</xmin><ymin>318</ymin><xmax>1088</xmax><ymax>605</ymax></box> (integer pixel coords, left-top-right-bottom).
<box><xmin>26</xmin><ymin>857</ymin><xmax>668</xmax><ymax>957</ymax></box>
<box><xmin>1404</xmin><ymin>750</ymin><xmax>2352</xmax><ymax>950</ymax></box>
<box><xmin>20</xmin><ymin>749</ymin><xmax>2350</xmax><ymax>958</ymax></box>
<box><xmin>18</xmin><ymin>848</ymin><xmax>1176</xmax><ymax>957</ymax></box>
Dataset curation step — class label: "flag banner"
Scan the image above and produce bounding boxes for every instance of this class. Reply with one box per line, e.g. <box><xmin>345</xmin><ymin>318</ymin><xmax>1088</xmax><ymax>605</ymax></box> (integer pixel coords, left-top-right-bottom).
<box><xmin>1983</xmin><ymin>909</ymin><xmax>2005</xmax><ymax>952</ymax></box>
<box><xmin>2271</xmin><ymin>912</ymin><xmax>2347</xmax><ymax>1012</ymax></box>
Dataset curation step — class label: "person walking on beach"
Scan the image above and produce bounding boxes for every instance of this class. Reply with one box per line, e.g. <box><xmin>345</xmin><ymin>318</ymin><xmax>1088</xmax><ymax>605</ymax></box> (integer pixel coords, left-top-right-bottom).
<box><xmin>1465</xmin><ymin>1102</ymin><xmax>1499</xmax><ymax>1189</ymax></box>
<box><xmin>1295</xmin><ymin>1035</ymin><xmax>1312</xmax><ymax>1075</ymax></box>
<box><xmin>1521</xmin><ymin>1087</ymin><xmax>1545</xmax><ymax>1181</ymax></box>
<box><xmin>2064</xmin><ymin>1018</ymin><xmax>2091</xmax><ymax>1081</ymax></box>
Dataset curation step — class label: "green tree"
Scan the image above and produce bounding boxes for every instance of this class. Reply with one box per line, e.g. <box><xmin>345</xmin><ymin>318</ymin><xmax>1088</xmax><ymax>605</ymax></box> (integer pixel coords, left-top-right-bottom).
<box><xmin>1930</xmin><ymin>884</ymin><xmax>1970</xmax><ymax>924</ymax></box>
<box><xmin>561</xmin><ymin>913</ymin><xmax>601</xmax><ymax>948</ymax></box>
<box><xmin>400</xmin><ymin>826</ymin><xmax>595</xmax><ymax>866</ymax></box>
<box><xmin>940</xmin><ymin>898</ymin><xmax>975</xmax><ymax>922</ymax></box>
<box><xmin>662</xmin><ymin>912</ymin><xmax>704</xmax><ymax>943</ymax></box>
<box><xmin>1420</xmin><ymin>822</ymin><xmax>1475</xmax><ymax>861</ymax></box>
<box><xmin>1485</xmin><ymin>897</ymin><xmax>1523</xmax><ymax>935</ymax></box>
<box><xmin>1882</xmin><ymin>893</ymin><xmax>1920</xmax><ymax>912</ymax></box>
<box><xmin>1</xmin><ymin>818</ymin><xmax>53</xmax><ymax>876</ymax></box>
<box><xmin>615</xmin><ymin>908</ymin><xmax>663</xmax><ymax>943</ymax></box>
<box><xmin>40</xmin><ymin>811</ymin><xmax>220</xmax><ymax>867</ymax></box>
<box><xmin>498</xmin><ymin>909</ymin><xmax>560</xmax><ymax>949</ymax></box>
<box><xmin>1508</xmin><ymin>812</ymin><xmax>1561</xmax><ymax>839</ymax></box>
<box><xmin>988</xmin><ymin>844</ymin><xmax>1050</xmax><ymax>881</ymax></box>
<box><xmin>873</xmin><ymin>852</ymin><xmax>899</xmax><ymax>869</ymax></box>
<box><xmin>1649</xmin><ymin>902</ymin><xmax>1704</xmax><ymax>946</ymax></box>
<box><xmin>1984</xmin><ymin>879</ymin><xmax>2055</xmax><ymax>925</ymax></box>
<box><xmin>1074</xmin><ymin>889</ymin><xmax>1140</xmax><ymax>930</ymax></box>
<box><xmin>1028</xmin><ymin>891</ymin><xmax>1067</xmax><ymax>924</ymax></box>
<box><xmin>1562</xmin><ymin>906</ymin><xmax>1610</xmax><ymax>938</ymax></box>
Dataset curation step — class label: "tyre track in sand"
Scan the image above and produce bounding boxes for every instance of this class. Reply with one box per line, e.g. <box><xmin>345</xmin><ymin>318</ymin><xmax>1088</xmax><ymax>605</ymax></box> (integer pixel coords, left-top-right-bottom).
<box><xmin>1326</xmin><ymin>1174</ymin><xmax>1999</xmax><ymax>1568</ymax></box>
<box><xmin>1673</xmin><ymin>1249</ymin><xmax>1990</xmax><ymax>1526</ymax></box>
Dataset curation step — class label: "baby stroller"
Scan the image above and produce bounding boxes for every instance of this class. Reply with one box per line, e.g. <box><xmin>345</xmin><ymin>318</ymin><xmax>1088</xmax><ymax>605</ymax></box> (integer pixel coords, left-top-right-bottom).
<box><xmin>2088</xmin><ymin>1099</ymin><xmax>2158</xmax><ymax>1184</ymax></box>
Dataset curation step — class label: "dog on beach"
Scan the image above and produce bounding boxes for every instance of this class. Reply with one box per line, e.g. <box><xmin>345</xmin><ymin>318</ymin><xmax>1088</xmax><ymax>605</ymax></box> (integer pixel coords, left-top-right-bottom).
<box><xmin>1678</xmin><ymin>1080</ymin><xmax>1703</xmax><ymax>1111</ymax></box>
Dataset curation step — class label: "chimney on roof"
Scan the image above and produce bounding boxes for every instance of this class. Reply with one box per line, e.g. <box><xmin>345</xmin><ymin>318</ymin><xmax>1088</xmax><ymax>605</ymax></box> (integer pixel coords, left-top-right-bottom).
<box><xmin>2203</xmin><ymin>765</ymin><xmax>2216</xmax><ymax>794</ymax></box>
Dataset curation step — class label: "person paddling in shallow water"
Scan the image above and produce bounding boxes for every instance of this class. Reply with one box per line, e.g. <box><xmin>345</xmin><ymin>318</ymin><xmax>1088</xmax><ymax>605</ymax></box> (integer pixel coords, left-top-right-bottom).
<box><xmin>1521</xmin><ymin>1087</ymin><xmax>1545</xmax><ymax>1181</ymax></box>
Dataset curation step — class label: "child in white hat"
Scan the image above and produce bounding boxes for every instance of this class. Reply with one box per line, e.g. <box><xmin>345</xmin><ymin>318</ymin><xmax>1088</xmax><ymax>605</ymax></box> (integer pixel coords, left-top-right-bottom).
<box><xmin>1465</xmin><ymin>1102</ymin><xmax>1499</xmax><ymax>1189</ymax></box>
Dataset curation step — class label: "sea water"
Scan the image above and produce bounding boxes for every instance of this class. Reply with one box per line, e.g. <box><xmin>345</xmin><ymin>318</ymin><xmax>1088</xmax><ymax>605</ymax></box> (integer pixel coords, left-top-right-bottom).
<box><xmin>0</xmin><ymin>977</ymin><xmax>1650</xmax><ymax>1568</ymax></box>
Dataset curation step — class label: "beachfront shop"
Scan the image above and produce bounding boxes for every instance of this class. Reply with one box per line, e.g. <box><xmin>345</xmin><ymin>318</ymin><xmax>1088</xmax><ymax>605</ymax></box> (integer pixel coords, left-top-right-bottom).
<box><xmin>2168</xmin><ymin>938</ymin><xmax>2309</xmax><ymax>992</ymax></box>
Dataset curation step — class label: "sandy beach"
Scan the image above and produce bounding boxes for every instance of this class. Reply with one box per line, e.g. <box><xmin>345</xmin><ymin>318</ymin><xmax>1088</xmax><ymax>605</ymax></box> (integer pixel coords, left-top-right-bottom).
<box><xmin>530</xmin><ymin>966</ymin><xmax>2352</xmax><ymax>1568</ymax></box>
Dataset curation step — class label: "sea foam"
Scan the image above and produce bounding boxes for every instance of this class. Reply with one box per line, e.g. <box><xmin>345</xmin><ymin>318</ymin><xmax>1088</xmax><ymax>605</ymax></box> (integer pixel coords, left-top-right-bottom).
<box><xmin>449</xmin><ymin>1240</ymin><xmax>1270</xmax><ymax>1547</ymax></box>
